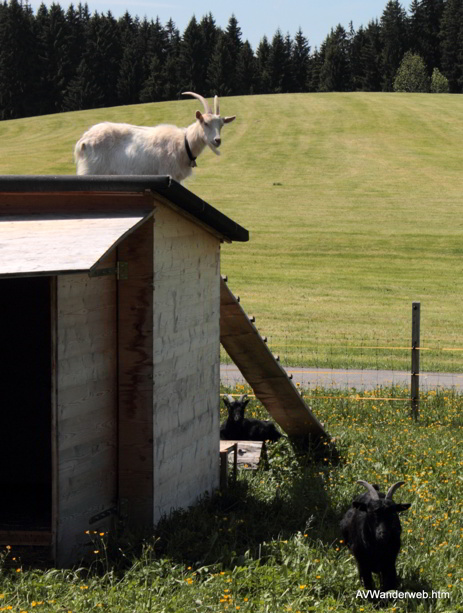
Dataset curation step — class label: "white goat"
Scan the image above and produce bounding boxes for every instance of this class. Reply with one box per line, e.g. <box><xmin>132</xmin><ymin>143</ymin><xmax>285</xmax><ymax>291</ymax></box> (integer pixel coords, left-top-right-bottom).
<box><xmin>74</xmin><ymin>92</ymin><xmax>236</xmax><ymax>182</ymax></box>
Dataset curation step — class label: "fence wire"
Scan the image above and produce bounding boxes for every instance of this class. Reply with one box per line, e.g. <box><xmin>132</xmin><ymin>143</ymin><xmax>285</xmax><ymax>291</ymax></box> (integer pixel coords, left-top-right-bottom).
<box><xmin>220</xmin><ymin>334</ymin><xmax>463</xmax><ymax>396</ymax></box>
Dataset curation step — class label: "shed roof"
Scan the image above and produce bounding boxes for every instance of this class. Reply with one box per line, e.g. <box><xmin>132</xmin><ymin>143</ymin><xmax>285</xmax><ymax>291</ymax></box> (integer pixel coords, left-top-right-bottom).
<box><xmin>0</xmin><ymin>175</ymin><xmax>249</xmax><ymax>278</ymax></box>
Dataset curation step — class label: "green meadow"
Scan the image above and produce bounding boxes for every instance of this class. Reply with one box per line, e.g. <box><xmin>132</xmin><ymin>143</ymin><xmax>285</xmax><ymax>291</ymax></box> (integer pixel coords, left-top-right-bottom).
<box><xmin>0</xmin><ymin>386</ymin><xmax>461</xmax><ymax>612</ymax></box>
<box><xmin>2</xmin><ymin>92</ymin><xmax>463</xmax><ymax>369</ymax></box>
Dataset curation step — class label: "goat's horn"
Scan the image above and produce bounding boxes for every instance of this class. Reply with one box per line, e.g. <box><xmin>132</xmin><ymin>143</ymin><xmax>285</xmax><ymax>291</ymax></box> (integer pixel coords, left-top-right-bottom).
<box><xmin>385</xmin><ymin>481</ymin><xmax>405</xmax><ymax>500</ymax></box>
<box><xmin>357</xmin><ymin>480</ymin><xmax>380</xmax><ymax>500</ymax></box>
<box><xmin>182</xmin><ymin>91</ymin><xmax>212</xmax><ymax>114</ymax></box>
<box><xmin>214</xmin><ymin>95</ymin><xmax>219</xmax><ymax>115</ymax></box>
<box><xmin>239</xmin><ymin>394</ymin><xmax>248</xmax><ymax>402</ymax></box>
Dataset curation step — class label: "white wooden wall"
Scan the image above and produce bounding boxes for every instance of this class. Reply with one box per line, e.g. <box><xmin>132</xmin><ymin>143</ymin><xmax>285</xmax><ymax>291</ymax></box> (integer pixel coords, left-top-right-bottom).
<box><xmin>55</xmin><ymin>265</ymin><xmax>117</xmax><ymax>566</ymax></box>
<box><xmin>152</xmin><ymin>205</ymin><xmax>221</xmax><ymax>522</ymax></box>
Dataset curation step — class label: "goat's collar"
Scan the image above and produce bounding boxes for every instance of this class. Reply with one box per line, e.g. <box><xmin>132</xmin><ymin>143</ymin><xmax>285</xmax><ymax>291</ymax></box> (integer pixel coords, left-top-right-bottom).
<box><xmin>184</xmin><ymin>134</ymin><xmax>197</xmax><ymax>167</ymax></box>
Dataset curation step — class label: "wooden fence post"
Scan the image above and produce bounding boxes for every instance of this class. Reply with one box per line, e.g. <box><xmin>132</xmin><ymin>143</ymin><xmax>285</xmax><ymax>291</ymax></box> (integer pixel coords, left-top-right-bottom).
<box><xmin>411</xmin><ymin>302</ymin><xmax>420</xmax><ymax>420</ymax></box>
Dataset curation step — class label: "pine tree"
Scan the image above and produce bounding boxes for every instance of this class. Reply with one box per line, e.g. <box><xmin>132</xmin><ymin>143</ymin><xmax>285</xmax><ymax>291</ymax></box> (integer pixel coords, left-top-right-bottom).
<box><xmin>319</xmin><ymin>25</ymin><xmax>352</xmax><ymax>91</ymax></box>
<box><xmin>360</xmin><ymin>20</ymin><xmax>383</xmax><ymax>91</ymax></box>
<box><xmin>255</xmin><ymin>36</ymin><xmax>271</xmax><ymax>94</ymax></box>
<box><xmin>267</xmin><ymin>29</ymin><xmax>292</xmax><ymax>93</ymax></box>
<box><xmin>207</xmin><ymin>32</ymin><xmax>232</xmax><ymax>96</ymax></box>
<box><xmin>62</xmin><ymin>57</ymin><xmax>104</xmax><ymax>110</ymax></box>
<box><xmin>222</xmin><ymin>15</ymin><xmax>243</xmax><ymax>94</ymax></box>
<box><xmin>291</xmin><ymin>28</ymin><xmax>310</xmax><ymax>93</ymax></box>
<box><xmin>440</xmin><ymin>0</ymin><xmax>463</xmax><ymax>92</ymax></box>
<box><xmin>306</xmin><ymin>47</ymin><xmax>323</xmax><ymax>92</ymax></box>
<box><xmin>84</xmin><ymin>11</ymin><xmax>122</xmax><ymax>108</ymax></box>
<box><xmin>235</xmin><ymin>40</ymin><xmax>256</xmax><ymax>95</ymax></box>
<box><xmin>178</xmin><ymin>16</ymin><xmax>204</xmax><ymax>92</ymax></box>
<box><xmin>161</xmin><ymin>19</ymin><xmax>182</xmax><ymax>100</ymax></box>
<box><xmin>35</xmin><ymin>3</ymin><xmax>71</xmax><ymax>114</ymax></box>
<box><xmin>380</xmin><ymin>0</ymin><xmax>409</xmax><ymax>91</ymax></box>
<box><xmin>0</xmin><ymin>0</ymin><xmax>40</xmax><ymax>118</ymax></box>
<box><xmin>409</xmin><ymin>0</ymin><xmax>444</xmax><ymax>72</ymax></box>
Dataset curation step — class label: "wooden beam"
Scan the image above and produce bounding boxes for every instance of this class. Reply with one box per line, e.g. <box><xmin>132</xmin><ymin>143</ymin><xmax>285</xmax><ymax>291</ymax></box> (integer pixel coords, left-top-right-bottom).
<box><xmin>220</xmin><ymin>277</ymin><xmax>328</xmax><ymax>441</ymax></box>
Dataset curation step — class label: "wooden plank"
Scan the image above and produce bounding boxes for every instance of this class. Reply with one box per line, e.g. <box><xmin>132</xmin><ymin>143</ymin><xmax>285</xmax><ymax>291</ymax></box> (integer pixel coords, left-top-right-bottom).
<box><xmin>0</xmin><ymin>212</ymin><xmax>153</xmax><ymax>277</ymax></box>
<box><xmin>117</xmin><ymin>220</ymin><xmax>154</xmax><ymax>526</ymax></box>
<box><xmin>220</xmin><ymin>277</ymin><xmax>328</xmax><ymax>441</ymax></box>
<box><xmin>0</xmin><ymin>191</ymin><xmax>154</xmax><ymax>215</ymax></box>
<box><xmin>220</xmin><ymin>441</ymin><xmax>265</xmax><ymax>470</ymax></box>
<box><xmin>152</xmin><ymin>206</ymin><xmax>221</xmax><ymax>522</ymax></box>
<box><xmin>55</xmin><ymin>265</ymin><xmax>117</xmax><ymax>567</ymax></box>
<box><xmin>0</xmin><ymin>531</ymin><xmax>52</xmax><ymax>546</ymax></box>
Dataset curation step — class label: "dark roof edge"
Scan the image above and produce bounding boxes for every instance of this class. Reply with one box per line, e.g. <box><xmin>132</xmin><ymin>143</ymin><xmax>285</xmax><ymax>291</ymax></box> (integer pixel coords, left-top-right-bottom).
<box><xmin>0</xmin><ymin>175</ymin><xmax>249</xmax><ymax>243</ymax></box>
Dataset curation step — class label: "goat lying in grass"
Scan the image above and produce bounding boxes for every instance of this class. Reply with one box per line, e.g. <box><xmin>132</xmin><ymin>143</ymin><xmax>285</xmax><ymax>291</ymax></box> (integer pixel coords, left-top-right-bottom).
<box><xmin>74</xmin><ymin>92</ymin><xmax>236</xmax><ymax>182</ymax></box>
<box><xmin>220</xmin><ymin>394</ymin><xmax>283</xmax><ymax>442</ymax></box>
<box><xmin>340</xmin><ymin>480</ymin><xmax>411</xmax><ymax>594</ymax></box>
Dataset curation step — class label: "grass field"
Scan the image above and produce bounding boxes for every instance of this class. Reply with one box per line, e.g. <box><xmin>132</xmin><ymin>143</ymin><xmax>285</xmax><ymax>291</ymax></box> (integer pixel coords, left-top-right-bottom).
<box><xmin>2</xmin><ymin>92</ymin><xmax>463</xmax><ymax>370</ymax></box>
<box><xmin>0</xmin><ymin>385</ymin><xmax>461</xmax><ymax>612</ymax></box>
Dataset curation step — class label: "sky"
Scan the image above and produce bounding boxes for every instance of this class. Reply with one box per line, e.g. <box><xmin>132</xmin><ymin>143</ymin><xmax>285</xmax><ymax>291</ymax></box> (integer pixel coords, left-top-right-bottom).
<box><xmin>26</xmin><ymin>0</ymin><xmax>394</xmax><ymax>50</ymax></box>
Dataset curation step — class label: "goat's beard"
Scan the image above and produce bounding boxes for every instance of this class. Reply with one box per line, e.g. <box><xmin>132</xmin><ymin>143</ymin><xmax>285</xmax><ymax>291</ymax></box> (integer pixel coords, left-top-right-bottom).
<box><xmin>207</xmin><ymin>141</ymin><xmax>221</xmax><ymax>156</ymax></box>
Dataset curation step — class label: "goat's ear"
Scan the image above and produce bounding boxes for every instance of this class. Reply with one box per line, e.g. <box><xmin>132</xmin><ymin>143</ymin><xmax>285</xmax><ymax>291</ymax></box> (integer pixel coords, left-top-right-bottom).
<box><xmin>223</xmin><ymin>115</ymin><xmax>236</xmax><ymax>124</ymax></box>
<box><xmin>353</xmin><ymin>501</ymin><xmax>368</xmax><ymax>512</ymax></box>
<box><xmin>394</xmin><ymin>503</ymin><xmax>411</xmax><ymax>513</ymax></box>
<box><xmin>222</xmin><ymin>395</ymin><xmax>231</xmax><ymax>408</ymax></box>
<box><xmin>196</xmin><ymin>110</ymin><xmax>204</xmax><ymax>123</ymax></box>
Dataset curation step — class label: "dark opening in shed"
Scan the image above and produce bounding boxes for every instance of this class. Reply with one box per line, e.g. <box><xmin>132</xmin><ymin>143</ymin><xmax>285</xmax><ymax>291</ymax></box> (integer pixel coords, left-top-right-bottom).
<box><xmin>0</xmin><ymin>277</ymin><xmax>52</xmax><ymax>530</ymax></box>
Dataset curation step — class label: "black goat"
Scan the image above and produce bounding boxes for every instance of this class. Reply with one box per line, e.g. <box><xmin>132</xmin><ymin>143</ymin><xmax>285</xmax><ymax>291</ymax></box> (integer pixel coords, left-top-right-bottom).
<box><xmin>220</xmin><ymin>394</ymin><xmax>283</xmax><ymax>442</ymax></box>
<box><xmin>340</xmin><ymin>480</ymin><xmax>411</xmax><ymax>593</ymax></box>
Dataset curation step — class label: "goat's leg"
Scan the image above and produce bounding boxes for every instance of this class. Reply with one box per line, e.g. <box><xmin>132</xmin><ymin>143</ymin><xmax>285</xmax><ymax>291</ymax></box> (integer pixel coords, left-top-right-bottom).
<box><xmin>358</xmin><ymin>563</ymin><xmax>375</xmax><ymax>591</ymax></box>
<box><xmin>380</xmin><ymin>566</ymin><xmax>398</xmax><ymax>592</ymax></box>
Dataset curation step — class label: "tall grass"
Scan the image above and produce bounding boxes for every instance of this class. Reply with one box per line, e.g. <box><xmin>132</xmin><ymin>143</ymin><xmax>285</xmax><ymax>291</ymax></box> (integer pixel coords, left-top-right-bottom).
<box><xmin>1</xmin><ymin>385</ymin><xmax>461</xmax><ymax>612</ymax></box>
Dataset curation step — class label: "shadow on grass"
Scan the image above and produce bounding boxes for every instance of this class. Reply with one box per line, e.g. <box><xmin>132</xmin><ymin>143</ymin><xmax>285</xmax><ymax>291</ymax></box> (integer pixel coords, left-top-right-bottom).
<box><xmin>151</xmin><ymin>440</ymin><xmax>342</xmax><ymax>569</ymax></box>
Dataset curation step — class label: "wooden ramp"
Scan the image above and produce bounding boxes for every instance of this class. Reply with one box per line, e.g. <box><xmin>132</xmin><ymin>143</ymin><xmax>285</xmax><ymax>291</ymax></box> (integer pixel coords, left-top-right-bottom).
<box><xmin>220</xmin><ymin>277</ymin><xmax>329</xmax><ymax>442</ymax></box>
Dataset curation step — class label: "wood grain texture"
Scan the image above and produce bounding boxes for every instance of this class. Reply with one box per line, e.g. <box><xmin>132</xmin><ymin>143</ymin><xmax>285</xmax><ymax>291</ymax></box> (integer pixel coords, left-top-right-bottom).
<box><xmin>55</xmin><ymin>264</ymin><xmax>117</xmax><ymax>567</ymax></box>
<box><xmin>220</xmin><ymin>277</ymin><xmax>328</xmax><ymax>441</ymax></box>
<box><xmin>117</xmin><ymin>220</ymin><xmax>154</xmax><ymax>526</ymax></box>
<box><xmin>0</xmin><ymin>214</ymin><xmax>151</xmax><ymax>277</ymax></box>
<box><xmin>152</xmin><ymin>205</ymin><xmax>221</xmax><ymax>522</ymax></box>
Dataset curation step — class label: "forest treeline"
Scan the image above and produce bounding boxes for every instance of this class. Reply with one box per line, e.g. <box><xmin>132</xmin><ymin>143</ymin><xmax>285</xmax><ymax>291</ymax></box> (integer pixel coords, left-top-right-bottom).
<box><xmin>0</xmin><ymin>0</ymin><xmax>462</xmax><ymax>120</ymax></box>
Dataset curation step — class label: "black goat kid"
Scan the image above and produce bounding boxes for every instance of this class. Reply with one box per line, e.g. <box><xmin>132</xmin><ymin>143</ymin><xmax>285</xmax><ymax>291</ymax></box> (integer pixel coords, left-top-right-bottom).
<box><xmin>340</xmin><ymin>480</ymin><xmax>411</xmax><ymax>593</ymax></box>
<box><xmin>220</xmin><ymin>394</ymin><xmax>283</xmax><ymax>442</ymax></box>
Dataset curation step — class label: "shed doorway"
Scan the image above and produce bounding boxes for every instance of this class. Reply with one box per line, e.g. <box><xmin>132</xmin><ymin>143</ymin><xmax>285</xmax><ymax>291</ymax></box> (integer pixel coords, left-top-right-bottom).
<box><xmin>0</xmin><ymin>277</ymin><xmax>52</xmax><ymax>530</ymax></box>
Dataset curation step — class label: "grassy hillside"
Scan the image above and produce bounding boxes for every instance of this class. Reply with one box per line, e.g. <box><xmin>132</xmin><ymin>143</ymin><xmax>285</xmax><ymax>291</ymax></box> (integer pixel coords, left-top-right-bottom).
<box><xmin>2</xmin><ymin>93</ymin><xmax>463</xmax><ymax>370</ymax></box>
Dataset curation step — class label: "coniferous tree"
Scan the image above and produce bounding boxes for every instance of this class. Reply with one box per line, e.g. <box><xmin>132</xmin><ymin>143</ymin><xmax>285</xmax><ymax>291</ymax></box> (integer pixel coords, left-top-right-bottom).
<box><xmin>199</xmin><ymin>12</ymin><xmax>220</xmax><ymax>95</ymax></box>
<box><xmin>380</xmin><ymin>0</ymin><xmax>409</xmax><ymax>91</ymax></box>
<box><xmin>306</xmin><ymin>46</ymin><xmax>323</xmax><ymax>91</ymax></box>
<box><xmin>161</xmin><ymin>19</ymin><xmax>181</xmax><ymax>99</ymax></box>
<box><xmin>291</xmin><ymin>28</ymin><xmax>310</xmax><ymax>93</ymax></box>
<box><xmin>267</xmin><ymin>29</ymin><xmax>292</xmax><ymax>93</ymax></box>
<box><xmin>62</xmin><ymin>56</ymin><xmax>104</xmax><ymax>110</ymax></box>
<box><xmin>319</xmin><ymin>25</ymin><xmax>352</xmax><ymax>91</ymax></box>
<box><xmin>440</xmin><ymin>0</ymin><xmax>463</xmax><ymax>92</ymax></box>
<box><xmin>35</xmin><ymin>2</ymin><xmax>71</xmax><ymax>114</ymax></box>
<box><xmin>255</xmin><ymin>35</ymin><xmax>271</xmax><ymax>94</ymax></box>
<box><xmin>84</xmin><ymin>11</ymin><xmax>122</xmax><ymax>108</ymax></box>
<box><xmin>207</xmin><ymin>32</ymin><xmax>232</xmax><ymax>96</ymax></box>
<box><xmin>235</xmin><ymin>40</ymin><xmax>257</xmax><ymax>94</ymax></box>
<box><xmin>222</xmin><ymin>15</ymin><xmax>243</xmax><ymax>94</ymax></box>
<box><xmin>409</xmin><ymin>0</ymin><xmax>444</xmax><ymax>72</ymax></box>
<box><xmin>360</xmin><ymin>20</ymin><xmax>383</xmax><ymax>91</ymax></box>
<box><xmin>0</xmin><ymin>0</ymin><xmax>40</xmax><ymax>118</ymax></box>
<box><xmin>178</xmin><ymin>16</ymin><xmax>204</xmax><ymax>92</ymax></box>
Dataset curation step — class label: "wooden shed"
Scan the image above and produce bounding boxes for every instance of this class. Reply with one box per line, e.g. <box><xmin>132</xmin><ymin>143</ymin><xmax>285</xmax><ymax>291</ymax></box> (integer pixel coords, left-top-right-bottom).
<box><xmin>0</xmin><ymin>175</ymin><xmax>248</xmax><ymax>566</ymax></box>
